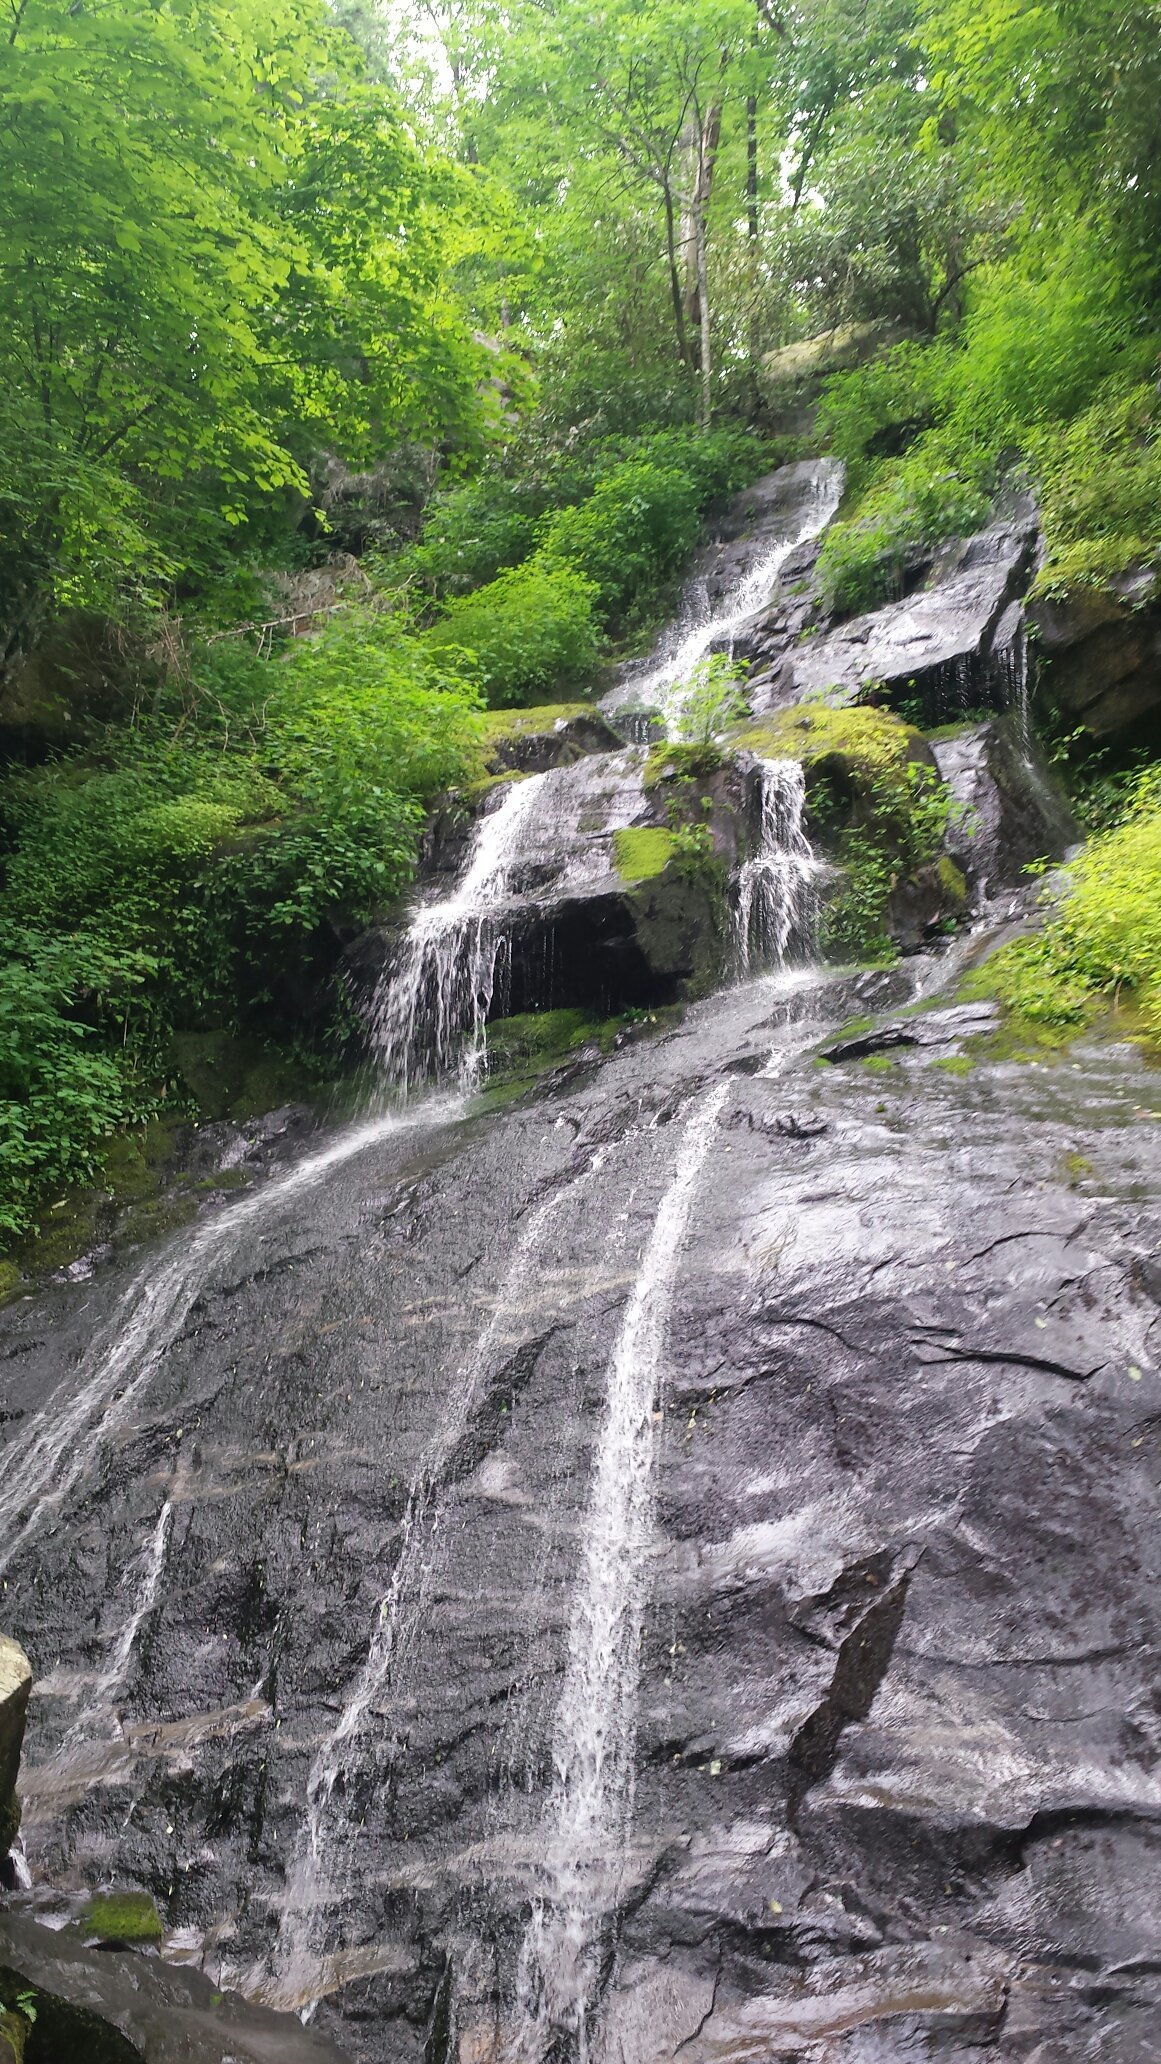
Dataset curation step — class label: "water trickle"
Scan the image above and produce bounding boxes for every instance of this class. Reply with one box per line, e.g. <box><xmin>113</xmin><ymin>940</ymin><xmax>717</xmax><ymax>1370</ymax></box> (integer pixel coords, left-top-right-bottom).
<box><xmin>1006</xmin><ymin>617</ymin><xmax>1033</xmax><ymax>754</ymax></box>
<box><xmin>734</xmin><ymin>758</ymin><xmax>819</xmax><ymax>977</ymax></box>
<box><xmin>607</xmin><ymin>462</ymin><xmax>844</xmax><ymax>737</ymax></box>
<box><xmin>263</xmin><ymin>1143</ymin><xmax>613</xmax><ymax>2018</ymax></box>
<box><xmin>0</xmin><ymin>1099</ymin><xmax>458</xmax><ymax>1579</ymax></box>
<box><xmin>515</xmin><ymin>1083</ymin><xmax>728</xmax><ymax>2060</ymax></box>
<box><xmin>371</xmin><ymin>774</ymin><xmax>549</xmax><ymax>1093</ymax></box>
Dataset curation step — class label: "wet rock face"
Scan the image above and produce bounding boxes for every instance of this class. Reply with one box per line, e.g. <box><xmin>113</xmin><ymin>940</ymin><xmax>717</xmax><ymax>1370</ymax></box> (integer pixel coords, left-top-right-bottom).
<box><xmin>932</xmin><ymin>718</ymin><xmax>1079</xmax><ymax>890</ymax></box>
<box><xmin>747</xmin><ymin>514</ymin><xmax>1040</xmax><ymax>727</ymax></box>
<box><xmin>0</xmin><ymin>1912</ymin><xmax>349</xmax><ymax>2063</ymax></box>
<box><xmin>2</xmin><ymin>965</ymin><xmax>1160</xmax><ymax>2064</ymax></box>
<box><xmin>0</xmin><ymin>1642</ymin><xmax>31</xmax><ymax>1858</ymax></box>
<box><xmin>1028</xmin><ymin>569</ymin><xmax>1161</xmax><ymax>741</ymax></box>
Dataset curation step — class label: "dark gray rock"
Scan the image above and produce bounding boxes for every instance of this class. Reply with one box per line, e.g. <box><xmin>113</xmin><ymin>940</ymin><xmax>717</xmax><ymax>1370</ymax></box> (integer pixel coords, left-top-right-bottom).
<box><xmin>1028</xmin><ymin>566</ymin><xmax>1161</xmax><ymax>740</ymax></box>
<box><xmin>756</xmin><ymin>516</ymin><xmax>1039</xmax><ymax>725</ymax></box>
<box><xmin>933</xmin><ymin>716</ymin><xmax>1080</xmax><ymax>890</ymax></box>
<box><xmin>485</xmin><ymin>710</ymin><xmax>623</xmax><ymax>775</ymax></box>
<box><xmin>0</xmin><ymin>1642</ymin><xmax>30</xmax><ymax>1859</ymax></box>
<box><xmin>0</xmin><ymin>1913</ymin><xmax>350</xmax><ymax>2062</ymax></box>
<box><xmin>1</xmin><ymin>957</ymin><xmax>1159</xmax><ymax>2064</ymax></box>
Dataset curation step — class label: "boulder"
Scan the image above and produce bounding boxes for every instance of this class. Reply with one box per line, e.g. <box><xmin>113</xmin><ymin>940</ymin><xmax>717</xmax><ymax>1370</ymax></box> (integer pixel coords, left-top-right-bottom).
<box><xmin>0</xmin><ymin>1641</ymin><xmax>31</xmax><ymax>1857</ymax></box>
<box><xmin>1028</xmin><ymin>567</ymin><xmax>1161</xmax><ymax>740</ymax></box>
<box><xmin>754</xmin><ymin>515</ymin><xmax>1039</xmax><ymax>725</ymax></box>
<box><xmin>479</xmin><ymin>704</ymin><xmax>623</xmax><ymax>775</ymax></box>
<box><xmin>932</xmin><ymin>716</ymin><xmax>1079</xmax><ymax>892</ymax></box>
<box><xmin>0</xmin><ymin>1914</ymin><xmax>350</xmax><ymax>2064</ymax></box>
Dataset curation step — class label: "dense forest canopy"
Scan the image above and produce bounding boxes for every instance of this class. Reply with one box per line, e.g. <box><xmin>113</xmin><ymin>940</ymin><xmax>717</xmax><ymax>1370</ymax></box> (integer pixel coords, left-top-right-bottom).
<box><xmin>1</xmin><ymin>0</ymin><xmax>1159</xmax><ymax>1246</ymax></box>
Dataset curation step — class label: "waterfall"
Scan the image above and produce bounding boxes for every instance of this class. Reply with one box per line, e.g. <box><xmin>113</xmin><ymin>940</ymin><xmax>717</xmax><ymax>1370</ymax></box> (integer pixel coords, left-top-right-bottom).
<box><xmin>0</xmin><ymin>1099</ymin><xmax>458</xmax><ymax>1579</ymax></box>
<box><xmin>734</xmin><ymin>757</ymin><xmax>819</xmax><ymax>977</ymax></box>
<box><xmin>371</xmin><ymin>773</ymin><xmax>548</xmax><ymax>1094</ymax></box>
<box><xmin>609</xmin><ymin>461</ymin><xmax>844</xmax><ymax>737</ymax></box>
<box><xmin>515</xmin><ymin>1083</ymin><xmax>728</xmax><ymax>2060</ymax></box>
<box><xmin>262</xmin><ymin>1140</ymin><xmax>616</xmax><ymax>2017</ymax></box>
<box><xmin>1007</xmin><ymin>617</ymin><xmax>1033</xmax><ymax>754</ymax></box>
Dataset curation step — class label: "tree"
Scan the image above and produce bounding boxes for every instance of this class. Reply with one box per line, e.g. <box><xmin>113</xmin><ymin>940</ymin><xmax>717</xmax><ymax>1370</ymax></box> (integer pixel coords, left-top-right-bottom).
<box><xmin>0</xmin><ymin>0</ymin><xmax>484</xmax><ymax>668</ymax></box>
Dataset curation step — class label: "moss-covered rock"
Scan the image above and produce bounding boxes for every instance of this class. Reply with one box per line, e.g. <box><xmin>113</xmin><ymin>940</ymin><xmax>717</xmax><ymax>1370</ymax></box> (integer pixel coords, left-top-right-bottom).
<box><xmin>732</xmin><ymin>704</ymin><xmax>963</xmax><ymax>959</ymax></box>
<box><xmin>477</xmin><ymin>703</ymin><xmax>621</xmax><ymax>774</ymax></box>
<box><xmin>79</xmin><ymin>1894</ymin><xmax>163</xmax><ymax>1951</ymax></box>
<box><xmin>613</xmin><ymin>827</ymin><xmax>676</xmax><ymax>883</ymax></box>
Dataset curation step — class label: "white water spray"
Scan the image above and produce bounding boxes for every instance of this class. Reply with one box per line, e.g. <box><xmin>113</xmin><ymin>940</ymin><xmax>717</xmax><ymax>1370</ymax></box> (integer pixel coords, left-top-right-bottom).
<box><xmin>0</xmin><ymin>1098</ymin><xmax>459</xmax><ymax>1578</ymax></box>
<box><xmin>371</xmin><ymin>774</ymin><xmax>549</xmax><ymax>1093</ymax></box>
<box><xmin>516</xmin><ymin>1082</ymin><xmax>728</xmax><ymax>2059</ymax></box>
<box><xmin>734</xmin><ymin>758</ymin><xmax>819</xmax><ymax>976</ymax></box>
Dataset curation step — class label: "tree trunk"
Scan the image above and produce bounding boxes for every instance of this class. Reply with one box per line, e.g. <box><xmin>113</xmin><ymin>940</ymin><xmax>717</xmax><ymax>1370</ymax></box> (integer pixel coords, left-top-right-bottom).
<box><xmin>662</xmin><ymin>179</ymin><xmax>691</xmax><ymax>368</ymax></box>
<box><xmin>695</xmin><ymin>205</ymin><xmax>712</xmax><ymax>431</ymax></box>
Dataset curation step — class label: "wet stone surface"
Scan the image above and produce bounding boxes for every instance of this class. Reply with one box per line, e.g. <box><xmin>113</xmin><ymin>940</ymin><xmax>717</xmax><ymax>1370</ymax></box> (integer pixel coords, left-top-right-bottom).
<box><xmin>0</xmin><ymin>955</ymin><xmax>1159</xmax><ymax>2063</ymax></box>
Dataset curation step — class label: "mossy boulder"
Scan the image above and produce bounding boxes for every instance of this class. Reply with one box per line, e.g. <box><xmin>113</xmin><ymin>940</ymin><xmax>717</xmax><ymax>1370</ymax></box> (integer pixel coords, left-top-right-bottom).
<box><xmin>79</xmin><ymin>1894</ymin><xmax>163</xmax><ymax>1951</ymax></box>
<box><xmin>731</xmin><ymin>704</ymin><xmax>965</xmax><ymax>958</ymax></box>
<box><xmin>477</xmin><ymin>703</ymin><xmax>621</xmax><ymax>774</ymax></box>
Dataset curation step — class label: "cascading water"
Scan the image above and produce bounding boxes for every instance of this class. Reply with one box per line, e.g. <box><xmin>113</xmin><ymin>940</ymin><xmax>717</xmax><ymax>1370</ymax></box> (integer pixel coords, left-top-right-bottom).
<box><xmin>514</xmin><ymin>1083</ymin><xmax>729</xmax><ymax>2061</ymax></box>
<box><xmin>606</xmin><ymin>461</ymin><xmax>844</xmax><ymax>738</ymax></box>
<box><xmin>262</xmin><ymin>1138</ymin><xmax>617</xmax><ymax>2017</ymax></box>
<box><xmin>0</xmin><ymin>1100</ymin><xmax>458</xmax><ymax>1581</ymax></box>
<box><xmin>734</xmin><ymin>757</ymin><xmax>820</xmax><ymax>977</ymax></box>
<box><xmin>371</xmin><ymin>773</ymin><xmax>549</xmax><ymax>1093</ymax></box>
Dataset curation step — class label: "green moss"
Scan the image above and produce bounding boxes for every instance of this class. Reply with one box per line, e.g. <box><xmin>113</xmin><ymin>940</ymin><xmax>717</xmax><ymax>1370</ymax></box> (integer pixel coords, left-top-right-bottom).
<box><xmin>0</xmin><ymin>1260</ymin><xmax>22</xmax><ymax>1307</ymax></box>
<box><xmin>937</xmin><ymin>855</ymin><xmax>969</xmax><ymax>907</ymax></box>
<box><xmin>832</xmin><ymin>1014</ymin><xmax>875</xmax><ymax>1039</ymax></box>
<box><xmin>861</xmin><ymin>1052</ymin><xmax>898</xmax><ymax>1074</ymax></box>
<box><xmin>612</xmin><ymin>826</ymin><xmax>676</xmax><ymax>883</ymax></box>
<box><xmin>1062</xmin><ymin>1150</ymin><xmax>1093</xmax><ymax>1184</ymax></box>
<box><xmin>735</xmin><ymin>702</ymin><xmax>925</xmax><ymax>779</ymax></box>
<box><xmin>931</xmin><ymin>1053</ymin><xmax>974</xmax><ymax>1076</ymax></box>
<box><xmin>476</xmin><ymin>701</ymin><xmax>595</xmax><ymax>743</ymax></box>
<box><xmin>643</xmin><ymin>740</ymin><xmax>724</xmax><ymax>787</ymax></box>
<box><xmin>484</xmin><ymin>1009</ymin><xmax>601</xmax><ymax>1070</ymax></box>
<box><xmin>460</xmin><ymin>768</ymin><xmax>531</xmax><ymax>807</ymax></box>
<box><xmin>170</xmin><ymin>1030</ymin><xmax>327</xmax><ymax>1124</ymax></box>
<box><xmin>81</xmin><ymin>1891</ymin><xmax>163</xmax><ymax>1947</ymax></box>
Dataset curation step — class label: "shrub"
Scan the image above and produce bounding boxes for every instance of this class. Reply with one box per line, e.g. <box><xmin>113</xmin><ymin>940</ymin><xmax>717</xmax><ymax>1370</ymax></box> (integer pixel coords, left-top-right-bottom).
<box><xmin>393</xmin><ymin>476</ymin><xmax>545</xmax><ymax>600</ymax></box>
<box><xmin>537</xmin><ymin>460</ymin><xmax>700</xmax><ymax>626</ymax></box>
<box><xmin>974</xmin><ymin>773</ymin><xmax>1161</xmax><ymax>1029</ymax></box>
<box><xmin>0</xmin><ymin>610</ymin><xmax>483</xmax><ymax>1239</ymax></box>
<box><xmin>423</xmin><ymin>561</ymin><xmax>601</xmax><ymax>705</ymax></box>
<box><xmin>1032</xmin><ymin>382</ymin><xmax>1161</xmax><ymax>594</ymax></box>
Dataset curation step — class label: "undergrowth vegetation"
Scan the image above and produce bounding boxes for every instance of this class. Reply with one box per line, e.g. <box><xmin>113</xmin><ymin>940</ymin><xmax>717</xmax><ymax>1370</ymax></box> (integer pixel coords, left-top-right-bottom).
<box><xmin>970</xmin><ymin>775</ymin><xmax>1161</xmax><ymax>1036</ymax></box>
<box><xmin>816</xmin><ymin>222</ymin><xmax>1161</xmax><ymax>616</ymax></box>
<box><xmin>0</xmin><ymin>621</ymin><xmax>482</xmax><ymax>1239</ymax></box>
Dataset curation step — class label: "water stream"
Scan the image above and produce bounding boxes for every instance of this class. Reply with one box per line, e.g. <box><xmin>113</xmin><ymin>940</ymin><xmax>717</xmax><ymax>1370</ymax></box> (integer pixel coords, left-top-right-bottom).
<box><xmin>0</xmin><ymin>1098</ymin><xmax>461</xmax><ymax>1581</ymax></box>
<box><xmin>262</xmin><ymin>1137</ymin><xmax>619</xmax><ymax>2016</ymax></box>
<box><xmin>371</xmin><ymin>774</ymin><xmax>550</xmax><ymax>1093</ymax></box>
<box><xmin>606</xmin><ymin>460</ymin><xmax>844</xmax><ymax>736</ymax></box>
<box><xmin>514</xmin><ymin>1082</ymin><xmax>729</xmax><ymax>2061</ymax></box>
<box><xmin>734</xmin><ymin>758</ymin><xmax>820</xmax><ymax>976</ymax></box>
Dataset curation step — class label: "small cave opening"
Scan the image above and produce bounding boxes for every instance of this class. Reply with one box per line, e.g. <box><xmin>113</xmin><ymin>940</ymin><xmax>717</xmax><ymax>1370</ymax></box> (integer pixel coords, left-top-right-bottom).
<box><xmin>500</xmin><ymin>896</ymin><xmax>682</xmax><ymax>1021</ymax></box>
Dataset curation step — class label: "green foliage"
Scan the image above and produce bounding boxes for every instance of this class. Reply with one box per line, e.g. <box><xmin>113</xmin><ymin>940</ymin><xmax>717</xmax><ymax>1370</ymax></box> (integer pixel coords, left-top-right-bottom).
<box><xmin>673</xmin><ymin>656</ymin><xmax>749</xmax><ymax>746</ymax></box>
<box><xmin>0</xmin><ymin>613</ymin><xmax>481</xmax><ymax>1241</ymax></box>
<box><xmin>424</xmin><ymin>562</ymin><xmax>601</xmax><ymax>705</ymax></box>
<box><xmin>1032</xmin><ymin>383</ymin><xmax>1161</xmax><ymax>594</ymax></box>
<box><xmin>971</xmin><ymin>773</ymin><xmax>1161</xmax><ymax>1033</ymax></box>
<box><xmin>537</xmin><ymin>461</ymin><xmax>701</xmax><ymax>628</ymax></box>
<box><xmin>0</xmin><ymin>0</ymin><xmax>485</xmax><ymax>661</ymax></box>
<box><xmin>815</xmin><ymin>211</ymin><xmax>1159</xmax><ymax>613</ymax></box>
